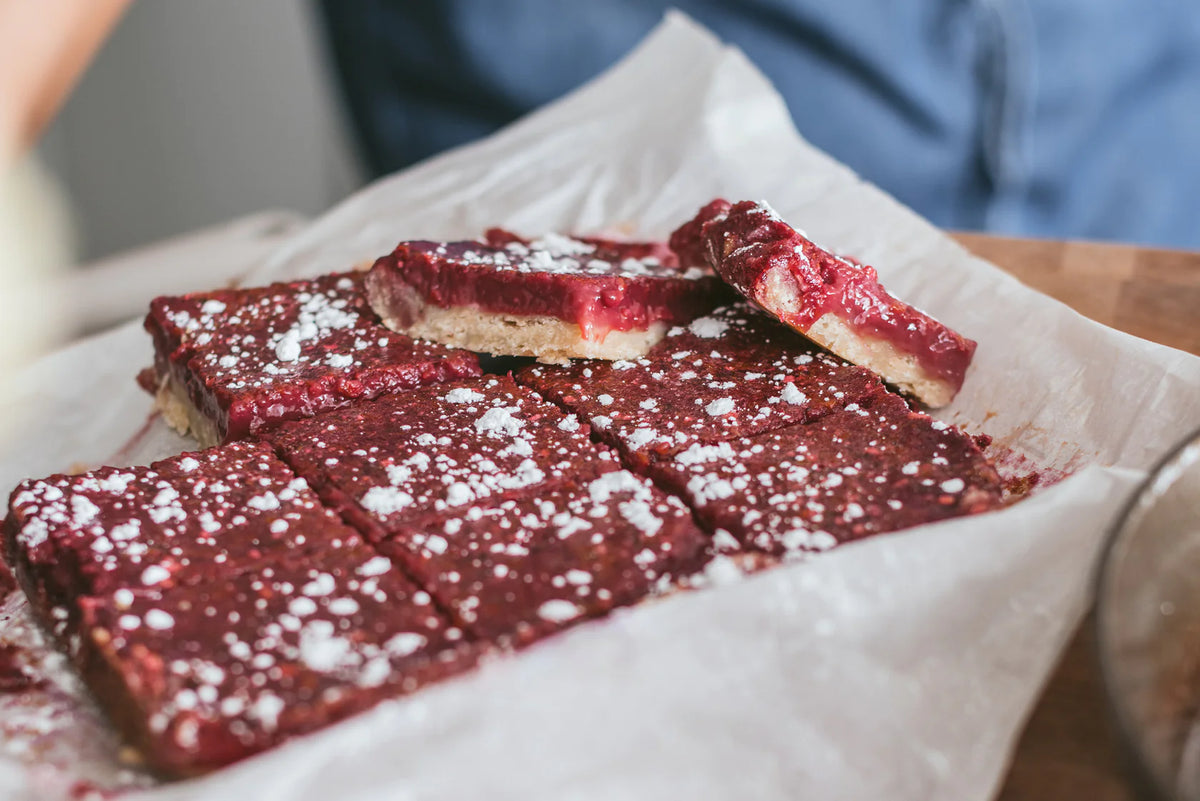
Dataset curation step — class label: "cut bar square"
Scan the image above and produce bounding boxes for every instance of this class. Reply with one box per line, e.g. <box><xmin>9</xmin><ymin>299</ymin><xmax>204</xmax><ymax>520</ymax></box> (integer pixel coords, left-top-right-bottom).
<box><xmin>517</xmin><ymin>304</ymin><xmax>881</xmax><ymax>467</ymax></box>
<box><xmin>76</xmin><ymin>550</ymin><xmax>475</xmax><ymax>775</ymax></box>
<box><xmin>376</xmin><ymin>470</ymin><xmax>709</xmax><ymax>646</ymax></box>
<box><xmin>649</xmin><ymin>390</ymin><xmax>1004</xmax><ymax>556</ymax></box>
<box><xmin>145</xmin><ymin>273</ymin><xmax>481</xmax><ymax>446</ymax></box>
<box><xmin>5</xmin><ymin>441</ymin><xmax>363</xmax><ymax>637</ymax></box>
<box><xmin>262</xmin><ymin>376</ymin><xmax>622</xmax><ymax>541</ymax></box>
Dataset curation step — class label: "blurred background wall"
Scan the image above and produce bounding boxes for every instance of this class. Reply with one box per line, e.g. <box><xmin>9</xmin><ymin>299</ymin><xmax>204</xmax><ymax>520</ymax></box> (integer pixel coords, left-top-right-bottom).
<box><xmin>37</xmin><ymin>0</ymin><xmax>360</xmax><ymax>263</ymax></box>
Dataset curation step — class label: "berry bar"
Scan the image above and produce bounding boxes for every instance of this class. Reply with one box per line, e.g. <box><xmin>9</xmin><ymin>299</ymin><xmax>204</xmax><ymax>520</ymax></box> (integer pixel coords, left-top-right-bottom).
<box><xmin>376</xmin><ymin>470</ymin><xmax>710</xmax><ymax>646</ymax></box>
<box><xmin>648</xmin><ymin>390</ymin><xmax>1003</xmax><ymax>556</ymax></box>
<box><xmin>365</xmin><ymin>229</ymin><xmax>730</xmax><ymax>364</ymax></box>
<box><xmin>77</xmin><ymin>550</ymin><xmax>474</xmax><ymax>775</ymax></box>
<box><xmin>670</xmin><ymin>200</ymin><xmax>976</xmax><ymax>407</ymax></box>
<box><xmin>4</xmin><ymin>441</ymin><xmax>362</xmax><ymax>638</ymax></box>
<box><xmin>262</xmin><ymin>376</ymin><xmax>620</xmax><ymax>541</ymax></box>
<box><xmin>145</xmin><ymin>273</ymin><xmax>480</xmax><ymax>447</ymax></box>
<box><xmin>516</xmin><ymin>304</ymin><xmax>881</xmax><ymax>468</ymax></box>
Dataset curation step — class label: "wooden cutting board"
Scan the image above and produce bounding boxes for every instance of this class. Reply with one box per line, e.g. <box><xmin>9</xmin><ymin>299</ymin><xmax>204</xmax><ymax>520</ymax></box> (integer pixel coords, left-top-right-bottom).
<box><xmin>950</xmin><ymin>232</ymin><xmax>1200</xmax><ymax>801</ymax></box>
<box><xmin>953</xmin><ymin>233</ymin><xmax>1200</xmax><ymax>357</ymax></box>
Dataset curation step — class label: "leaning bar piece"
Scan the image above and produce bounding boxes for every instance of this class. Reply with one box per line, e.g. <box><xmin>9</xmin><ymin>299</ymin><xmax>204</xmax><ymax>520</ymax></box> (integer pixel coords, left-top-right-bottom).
<box><xmin>145</xmin><ymin>273</ymin><xmax>480</xmax><ymax>446</ymax></box>
<box><xmin>365</xmin><ymin>228</ymin><xmax>730</xmax><ymax>364</ymax></box>
<box><xmin>670</xmin><ymin>200</ymin><xmax>976</xmax><ymax>407</ymax></box>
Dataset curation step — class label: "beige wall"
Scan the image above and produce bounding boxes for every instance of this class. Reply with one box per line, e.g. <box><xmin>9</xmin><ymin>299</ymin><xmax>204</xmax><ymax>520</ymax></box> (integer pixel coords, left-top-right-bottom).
<box><xmin>39</xmin><ymin>0</ymin><xmax>362</xmax><ymax>263</ymax></box>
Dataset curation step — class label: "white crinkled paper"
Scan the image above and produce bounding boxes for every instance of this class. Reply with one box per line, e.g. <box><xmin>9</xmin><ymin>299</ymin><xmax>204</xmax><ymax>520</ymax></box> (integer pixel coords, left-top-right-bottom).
<box><xmin>1</xmin><ymin>12</ymin><xmax>1199</xmax><ymax>801</ymax></box>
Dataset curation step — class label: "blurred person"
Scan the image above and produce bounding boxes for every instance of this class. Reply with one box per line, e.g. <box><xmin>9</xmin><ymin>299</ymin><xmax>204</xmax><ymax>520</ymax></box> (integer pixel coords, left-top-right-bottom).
<box><xmin>317</xmin><ymin>1</ymin><xmax>1200</xmax><ymax>249</ymax></box>
<box><xmin>0</xmin><ymin>0</ymin><xmax>129</xmax><ymax>441</ymax></box>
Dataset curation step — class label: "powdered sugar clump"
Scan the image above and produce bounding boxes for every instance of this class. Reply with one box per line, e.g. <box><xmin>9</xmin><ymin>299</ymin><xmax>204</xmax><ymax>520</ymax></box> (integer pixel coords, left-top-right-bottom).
<box><xmin>475</xmin><ymin>407</ymin><xmax>524</xmax><ymax>438</ymax></box>
<box><xmin>445</xmin><ymin>388</ymin><xmax>486</xmax><ymax>404</ymax></box>
<box><xmin>780</xmin><ymin>383</ymin><xmax>808</xmax><ymax>405</ymax></box>
<box><xmin>688</xmin><ymin>316</ymin><xmax>730</xmax><ymax>338</ymax></box>
<box><xmin>537</xmin><ymin>599</ymin><xmax>582</xmax><ymax>623</ymax></box>
<box><xmin>705</xmin><ymin>398</ymin><xmax>735</xmax><ymax>416</ymax></box>
<box><xmin>360</xmin><ymin>487</ymin><xmax>415</xmax><ymax>516</ymax></box>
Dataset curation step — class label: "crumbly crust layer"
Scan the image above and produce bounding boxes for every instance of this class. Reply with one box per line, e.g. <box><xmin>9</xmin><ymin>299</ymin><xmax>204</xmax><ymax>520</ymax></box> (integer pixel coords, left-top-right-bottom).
<box><xmin>154</xmin><ymin>371</ymin><xmax>221</xmax><ymax>450</ymax></box>
<box><xmin>807</xmin><ymin>312</ymin><xmax>956</xmax><ymax>408</ymax></box>
<box><xmin>755</xmin><ymin>259</ymin><xmax>959</xmax><ymax>406</ymax></box>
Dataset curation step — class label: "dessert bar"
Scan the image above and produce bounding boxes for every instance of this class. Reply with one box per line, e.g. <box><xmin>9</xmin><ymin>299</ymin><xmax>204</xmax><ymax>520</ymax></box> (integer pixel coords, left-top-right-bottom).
<box><xmin>648</xmin><ymin>390</ymin><xmax>1004</xmax><ymax>555</ymax></box>
<box><xmin>516</xmin><ymin>304</ymin><xmax>881</xmax><ymax>467</ymax></box>
<box><xmin>77</xmin><ymin>550</ymin><xmax>473</xmax><ymax>775</ymax></box>
<box><xmin>365</xmin><ymin>229</ymin><xmax>730</xmax><ymax>364</ymax></box>
<box><xmin>671</xmin><ymin>200</ymin><xmax>976</xmax><ymax>407</ymax></box>
<box><xmin>4</xmin><ymin>441</ymin><xmax>362</xmax><ymax>637</ymax></box>
<box><xmin>261</xmin><ymin>376</ymin><xmax>620</xmax><ymax>540</ymax></box>
<box><xmin>376</xmin><ymin>470</ymin><xmax>709</xmax><ymax>645</ymax></box>
<box><xmin>145</xmin><ymin>273</ymin><xmax>480</xmax><ymax>447</ymax></box>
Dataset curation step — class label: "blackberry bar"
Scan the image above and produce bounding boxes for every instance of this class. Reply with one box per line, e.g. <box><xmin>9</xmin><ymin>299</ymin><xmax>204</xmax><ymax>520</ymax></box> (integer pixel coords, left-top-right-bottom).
<box><xmin>145</xmin><ymin>273</ymin><xmax>480</xmax><ymax>446</ymax></box>
<box><xmin>516</xmin><ymin>304</ymin><xmax>881</xmax><ymax>468</ymax></box>
<box><xmin>4</xmin><ymin>442</ymin><xmax>478</xmax><ymax>775</ymax></box>
<box><xmin>261</xmin><ymin>376</ymin><xmax>621</xmax><ymax>541</ymax></box>
<box><xmin>649</xmin><ymin>390</ymin><xmax>1004</xmax><ymax>556</ymax></box>
<box><xmin>671</xmin><ymin>200</ymin><xmax>976</xmax><ymax>407</ymax></box>
<box><xmin>377</xmin><ymin>470</ymin><xmax>709</xmax><ymax>646</ymax></box>
<box><xmin>365</xmin><ymin>229</ymin><xmax>729</xmax><ymax>364</ymax></box>
<box><xmin>4</xmin><ymin>441</ymin><xmax>362</xmax><ymax>638</ymax></box>
<box><xmin>77</xmin><ymin>550</ymin><xmax>473</xmax><ymax>775</ymax></box>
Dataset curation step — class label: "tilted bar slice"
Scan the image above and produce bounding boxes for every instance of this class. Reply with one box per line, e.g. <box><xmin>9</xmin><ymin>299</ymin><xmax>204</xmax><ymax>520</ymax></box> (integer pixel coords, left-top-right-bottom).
<box><xmin>670</xmin><ymin>200</ymin><xmax>976</xmax><ymax>407</ymax></box>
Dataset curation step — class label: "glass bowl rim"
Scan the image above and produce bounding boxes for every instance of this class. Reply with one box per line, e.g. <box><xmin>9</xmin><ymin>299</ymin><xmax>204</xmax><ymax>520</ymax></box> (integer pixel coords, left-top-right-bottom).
<box><xmin>1095</xmin><ymin>424</ymin><xmax>1200</xmax><ymax>801</ymax></box>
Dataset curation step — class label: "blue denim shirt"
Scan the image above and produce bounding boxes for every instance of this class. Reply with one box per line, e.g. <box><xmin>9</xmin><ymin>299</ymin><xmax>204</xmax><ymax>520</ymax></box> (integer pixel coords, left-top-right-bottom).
<box><xmin>319</xmin><ymin>1</ymin><xmax>1200</xmax><ymax>248</ymax></box>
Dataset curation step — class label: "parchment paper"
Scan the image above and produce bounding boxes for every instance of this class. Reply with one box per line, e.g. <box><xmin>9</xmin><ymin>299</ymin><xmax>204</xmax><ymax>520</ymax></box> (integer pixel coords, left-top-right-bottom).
<box><xmin>2</xmin><ymin>13</ymin><xmax>1199</xmax><ymax>801</ymax></box>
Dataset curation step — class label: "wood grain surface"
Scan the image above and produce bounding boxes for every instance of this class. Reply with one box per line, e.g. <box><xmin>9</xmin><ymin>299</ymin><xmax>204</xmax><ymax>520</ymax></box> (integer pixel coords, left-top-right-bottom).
<box><xmin>954</xmin><ymin>234</ymin><xmax>1200</xmax><ymax>356</ymax></box>
<box><xmin>950</xmin><ymin>232</ymin><xmax>1200</xmax><ymax>801</ymax></box>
